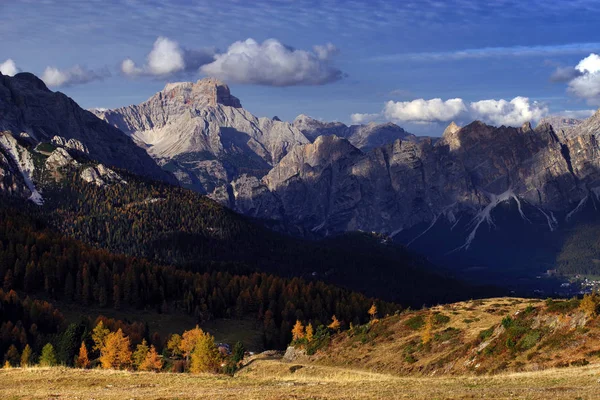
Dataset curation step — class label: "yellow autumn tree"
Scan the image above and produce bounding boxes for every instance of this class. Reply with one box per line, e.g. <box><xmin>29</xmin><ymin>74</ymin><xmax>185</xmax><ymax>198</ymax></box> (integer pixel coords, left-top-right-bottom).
<box><xmin>368</xmin><ymin>303</ymin><xmax>378</xmax><ymax>320</ymax></box>
<box><xmin>75</xmin><ymin>342</ymin><xmax>90</xmax><ymax>369</ymax></box>
<box><xmin>132</xmin><ymin>339</ymin><xmax>149</xmax><ymax>370</ymax></box>
<box><xmin>328</xmin><ymin>315</ymin><xmax>341</xmax><ymax>332</ymax></box>
<box><xmin>92</xmin><ymin>320</ymin><xmax>110</xmax><ymax>353</ymax></box>
<box><xmin>139</xmin><ymin>345</ymin><xmax>163</xmax><ymax>372</ymax></box>
<box><xmin>422</xmin><ymin>312</ymin><xmax>434</xmax><ymax>345</ymax></box>
<box><xmin>180</xmin><ymin>326</ymin><xmax>205</xmax><ymax>361</ymax></box>
<box><xmin>189</xmin><ymin>331</ymin><xmax>221</xmax><ymax>374</ymax></box>
<box><xmin>166</xmin><ymin>334</ymin><xmax>183</xmax><ymax>358</ymax></box>
<box><xmin>579</xmin><ymin>292</ymin><xmax>600</xmax><ymax>317</ymax></box>
<box><xmin>291</xmin><ymin>320</ymin><xmax>305</xmax><ymax>341</ymax></box>
<box><xmin>100</xmin><ymin>329</ymin><xmax>132</xmax><ymax>370</ymax></box>
<box><xmin>20</xmin><ymin>344</ymin><xmax>32</xmax><ymax>367</ymax></box>
<box><xmin>305</xmin><ymin>323</ymin><xmax>314</xmax><ymax>342</ymax></box>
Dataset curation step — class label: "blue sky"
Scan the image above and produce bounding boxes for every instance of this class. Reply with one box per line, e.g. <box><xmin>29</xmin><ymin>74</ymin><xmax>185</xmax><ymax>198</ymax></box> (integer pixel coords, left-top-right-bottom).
<box><xmin>1</xmin><ymin>0</ymin><xmax>600</xmax><ymax>135</ymax></box>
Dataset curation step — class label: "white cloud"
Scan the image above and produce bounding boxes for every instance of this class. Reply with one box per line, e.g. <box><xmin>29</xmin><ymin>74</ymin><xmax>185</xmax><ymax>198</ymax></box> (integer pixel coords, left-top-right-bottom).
<box><xmin>41</xmin><ymin>65</ymin><xmax>109</xmax><ymax>87</ymax></box>
<box><xmin>383</xmin><ymin>98</ymin><xmax>467</xmax><ymax>123</ymax></box>
<box><xmin>563</xmin><ymin>53</ymin><xmax>600</xmax><ymax>104</ymax></box>
<box><xmin>470</xmin><ymin>97</ymin><xmax>548</xmax><ymax>126</ymax></box>
<box><xmin>575</xmin><ymin>53</ymin><xmax>600</xmax><ymax>74</ymax></box>
<box><xmin>200</xmin><ymin>38</ymin><xmax>343</xmax><ymax>86</ymax></box>
<box><xmin>121</xmin><ymin>36</ymin><xmax>215</xmax><ymax>77</ymax></box>
<box><xmin>364</xmin><ymin>96</ymin><xmax>548</xmax><ymax>127</ymax></box>
<box><xmin>350</xmin><ymin>112</ymin><xmax>380</xmax><ymax>124</ymax></box>
<box><xmin>372</xmin><ymin>42</ymin><xmax>600</xmax><ymax>63</ymax></box>
<box><xmin>0</xmin><ymin>59</ymin><xmax>19</xmax><ymax>76</ymax></box>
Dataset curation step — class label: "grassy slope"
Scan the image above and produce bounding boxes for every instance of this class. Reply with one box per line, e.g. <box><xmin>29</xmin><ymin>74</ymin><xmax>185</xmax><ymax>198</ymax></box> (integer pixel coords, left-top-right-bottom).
<box><xmin>312</xmin><ymin>297</ymin><xmax>600</xmax><ymax>376</ymax></box>
<box><xmin>1</xmin><ymin>361</ymin><xmax>599</xmax><ymax>400</ymax></box>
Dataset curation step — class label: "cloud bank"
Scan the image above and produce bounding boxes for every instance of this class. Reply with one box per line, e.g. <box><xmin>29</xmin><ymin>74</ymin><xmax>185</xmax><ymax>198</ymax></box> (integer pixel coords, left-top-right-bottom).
<box><xmin>383</xmin><ymin>98</ymin><xmax>467</xmax><ymax>123</ymax></box>
<box><xmin>121</xmin><ymin>36</ymin><xmax>215</xmax><ymax>77</ymax></box>
<box><xmin>200</xmin><ymin>38</ymin><xmax>344</xmax><ymax>86</ymax></box>
<box><xmin>350</xmin><ymin>112</ymin><xmax>380</xmax><ymax>124</ymax></box>
<box><xmin>567</xmin><ymin>53</ymin><xmax>600</xmax><ymax>103</ymax></box>
<box><xmin>361</xmin><ymin>96</ymin><xmax>548</xmax><ymax>127</ymax></box>
<box><xmin>0</xmin><ymin>59</ymin><xmax>19</xmax><ymax>76</ymax></box>
<box><xmin>41</xmin><ymin>65</ymin><xmax>109</xmax><ymax>87</ymax></box>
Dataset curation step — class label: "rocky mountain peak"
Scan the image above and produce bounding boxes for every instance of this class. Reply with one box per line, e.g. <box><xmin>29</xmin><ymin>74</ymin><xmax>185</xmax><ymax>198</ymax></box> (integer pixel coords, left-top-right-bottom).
<box><xmin>9</xmin><ymin>72</ymin><xmax>50</xmax><ymax>92</ymax></box>
<box><xmin>521</xmin><ymin>121</ymin><xmax>533</xmax><ymax>133</ymax></box>
<box><xmin>159</xmin><ymin>77</ymin><xmax>242</xmax><ymax>108</ymax></box>
<box><xmin>442</xmin><ymin>121</ymin><xmax>461</xmax><ymax>137</ymax></box>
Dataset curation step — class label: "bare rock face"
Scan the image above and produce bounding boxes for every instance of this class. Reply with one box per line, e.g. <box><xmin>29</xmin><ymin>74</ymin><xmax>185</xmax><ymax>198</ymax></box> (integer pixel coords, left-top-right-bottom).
<box><xmin>540</xmin><ymin>115</ymin><xmax>584</xmax><ymax>138</ymax></box>
<box><xmin>229</xmin><ymin>111</ymin><xmax>600</xmax><ymax>252</ymax></box>
<box><xmin>0</xmin><ymin>131</ymin><xmax>31</xmax><ymax>198</ymax></box>
<box><xmin>51</xmin><ymin>136</ymin><xmax>89</xmax><ymax>154</ymax></box>
<box><xmin>0</xmin><ymin>72</ymin><xmax>172</xmax><ymax>184</ymax></box>
<box><xmin>80</xmin><ymin>164</ymin><xmax>126</xmax><ymax>187</ymax></box>
<box><xmin>562</xmin><ymin>109</ymin><xmax>600</xmax><ymax>138</ymax></box>
<box><xmin>94</xmin><ymin>78</ymin><xmax>309</xmax><ymax>194</ymax></box>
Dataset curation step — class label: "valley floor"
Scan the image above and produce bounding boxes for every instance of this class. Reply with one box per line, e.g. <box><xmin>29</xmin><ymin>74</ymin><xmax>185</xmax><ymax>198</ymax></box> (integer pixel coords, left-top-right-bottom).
<box><xmin>2</xmin><ymin>359</ymin><xmax>600</xmax><ymax>399</ymax></box>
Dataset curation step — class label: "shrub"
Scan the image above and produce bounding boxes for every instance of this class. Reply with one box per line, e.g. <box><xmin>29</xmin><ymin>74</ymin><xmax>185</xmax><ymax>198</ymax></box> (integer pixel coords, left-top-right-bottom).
<box><xmin>518</xmin><ymin>331</ymin><xmax>540</xmax><ymax>351</ymax></box>
<box><xmin>405</xmin><ymin>315</ymin><xmax>425</xmax><ymax>330</ymax></box>
<box><xmin>579</xmin><ymin>293</ymin><xmax>600</xmax><ymax>317</ymax></box>
<box><xmin>546</xmin><ymin>298</ymin><xmax>580</xmax><ymax>313</ymax></box>
<box><xmin>479</xmin><ymin>327</ymin><xmax>495</xmax><ymax>341</ymax></box>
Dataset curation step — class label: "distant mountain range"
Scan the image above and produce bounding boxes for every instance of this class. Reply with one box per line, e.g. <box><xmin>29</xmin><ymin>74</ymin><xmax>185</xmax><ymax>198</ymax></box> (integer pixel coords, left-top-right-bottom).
<box><xmin>4</xmin><ymin>70</ymin><xmax>600</xmax><ymax>292</ymax></box>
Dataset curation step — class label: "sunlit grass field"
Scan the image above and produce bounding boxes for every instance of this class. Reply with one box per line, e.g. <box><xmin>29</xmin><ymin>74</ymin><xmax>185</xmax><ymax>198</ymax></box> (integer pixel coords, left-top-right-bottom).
<box><xmin>2</xmin><ymin>360</ymin><xmax>600</xmax><ymax>399</ymax></box>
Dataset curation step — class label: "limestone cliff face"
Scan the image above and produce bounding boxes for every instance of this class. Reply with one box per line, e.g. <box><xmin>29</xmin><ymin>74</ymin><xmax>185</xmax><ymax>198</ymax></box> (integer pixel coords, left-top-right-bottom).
<box><xmin>0</xmin><ymin>72</ymin><xmax>172</xmax><ymax>184</ymax></box>
<box><xmin>94</xmin><ymin>78</ymin><xmax>309</xmax><ymax>193</ymax></box>
<box><xmin>230</xmin><ymin>115</ymin><xmax>600</xmax><ymax>247</ymax></box>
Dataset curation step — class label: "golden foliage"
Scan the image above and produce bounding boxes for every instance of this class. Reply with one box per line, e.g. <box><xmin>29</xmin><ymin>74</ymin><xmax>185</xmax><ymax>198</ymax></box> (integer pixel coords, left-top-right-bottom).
<box><xmin>306</xmin><ymin>323</ymin><xmax>314</xmax><ymax>342</ymax></box>
<box><xmin>189</xmin><ymin>331</ymin><xmax>221</xmax><ymax>374</ymax></box>
<box><xmin>579</xmin><ymin>292</ymin><xmax>600</xmax><ymax>318</ymax></box>
<box><xmin>133</xmin><ymin>339</ymin><xmax>149</xmax><ymax>369</ymax></box>
<box><xmin>100</xmin><ymin>329</ymin><xmax>132</xmax><ymax>370</ymax></box>
<box><xmin>92</xmin><ymin>321</ymin><xmax>110</xmax><ymax>352</ymax></box>
<box><xmin>139</xmin><ymin>345</ymin><xmax>163</xmax><ymax>372</ymax></box>
<box><xmin>180</xmin><ymin>326</ymin><xmax>205</xmax><ymax>360</ymax></box>
<box><xmin>368</xmin><ymin>303</ymin><xmax>378</xmax><ymax>320</ymax></box>
<box><xmin>20</xmin><ymin>344</ymin><xmax>32</xmax><ymax>367</ymax></box>
<box><xmin>328</xmin><ymin>315</ymin><xmax>341</xmax><ymax>331</ymax></box>
<box><xmin>422</xmin><ymin>312</ymin><xmax>433</xmax><ymax>345</ymax></box>
<box><xmin>167</xmin><ymin>334</ymin><xmax>183</xmax><ymax>358</ymax></box>
<box><xmin>292</xmin><ymin>320</ymin><xmax>305</xmax><ymax>341</ymax></box>
<box><xmin>75</xmin><ymin>342</ymin><xmax>90</xmax><ymax>369</ymax></box>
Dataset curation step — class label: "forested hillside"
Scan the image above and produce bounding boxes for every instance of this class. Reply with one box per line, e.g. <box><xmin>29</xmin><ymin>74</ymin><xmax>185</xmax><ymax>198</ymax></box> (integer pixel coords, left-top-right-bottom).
<box><xmin>0</xmin><ymin>207</ymin><xmax>397</xmax><ymax>349</ymax></box>
<box><xmin>24</xmin><ymin>165</ymin><xmax>487</xmax><ymax>306</ymax></box>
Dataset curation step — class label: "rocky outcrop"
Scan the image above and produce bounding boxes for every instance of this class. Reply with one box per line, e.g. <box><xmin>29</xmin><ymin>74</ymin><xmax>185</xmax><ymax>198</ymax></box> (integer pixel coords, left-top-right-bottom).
<box><xmin>0</xmin><ymin>72</ymin><xmax>172</xmax><ymax>184</ymax></box>
<box><xmin>80</xmin><ymin>164</ymin><xmax>126</xmax><ymax>187</ymax></box>
<box><xmin>94</xmin><ymin>78</ymin><xmax>310</xmax><ymax>194</ymax></box>
<box><xmin>51</xmin><ymin>136</ymin><xmax>89</xmax><ymax>154</ymax></box>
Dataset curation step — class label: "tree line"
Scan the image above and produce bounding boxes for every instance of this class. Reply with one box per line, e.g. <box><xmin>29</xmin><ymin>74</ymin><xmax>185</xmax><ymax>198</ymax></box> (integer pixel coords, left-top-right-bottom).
<box><xmin>0</xmin><ymin>208</ymin><xmax>397</xmax><ymax>350</ymax></box>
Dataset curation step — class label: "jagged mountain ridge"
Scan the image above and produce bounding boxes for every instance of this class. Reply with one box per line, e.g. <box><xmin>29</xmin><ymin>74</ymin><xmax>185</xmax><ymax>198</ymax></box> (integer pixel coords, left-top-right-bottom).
<box><xmin>94</xmin><ymin>78</ymin><xmax>310</xmax><ymax>194</ymax></box>
<box><xmin>228</xmin><ymin>114</ymin><xmax>600</xmax><ymax>287</ymax></box>
<box><xmin>0</xmin><ymin>72</ymin><xmax>172</xmax><ymax>184</ymax></box>
<box><xmin>93</xmin><ymin>79</ymin><xmax>420</xmax><ymax>199</ymax></box>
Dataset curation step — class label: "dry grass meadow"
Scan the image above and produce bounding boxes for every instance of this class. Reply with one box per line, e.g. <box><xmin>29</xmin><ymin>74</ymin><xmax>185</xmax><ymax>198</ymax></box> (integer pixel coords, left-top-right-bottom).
<box><xmin>1</xmin><ymin>359</ymin><xmax>600</xmax><ymax>399</ymax></box>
